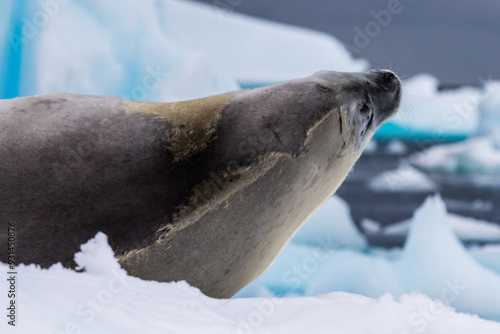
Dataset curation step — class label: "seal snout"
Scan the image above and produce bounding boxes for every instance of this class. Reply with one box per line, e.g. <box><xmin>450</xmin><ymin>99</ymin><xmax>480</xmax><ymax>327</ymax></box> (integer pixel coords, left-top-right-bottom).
<box><xmin>366</xmin><ymin>69</ymin><xmax>402</xmax><ymax>123</ymax></box>
<box><xmin>369</xmin><ymin>69</ymin><xmax>401</xmax><ymax>92</ymax></box>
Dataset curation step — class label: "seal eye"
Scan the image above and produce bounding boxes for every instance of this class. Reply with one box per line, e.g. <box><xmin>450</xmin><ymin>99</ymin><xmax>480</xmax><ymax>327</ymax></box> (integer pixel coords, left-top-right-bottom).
<box><xmin>316</xmin><ymin>84</ymin><xmax>332</xmax><ymax>92</ymax></box>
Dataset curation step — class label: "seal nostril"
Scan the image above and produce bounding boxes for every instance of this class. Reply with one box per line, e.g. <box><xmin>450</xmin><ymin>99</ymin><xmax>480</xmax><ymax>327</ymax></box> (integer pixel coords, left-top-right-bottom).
<box><xmin>381</xmin><ymin>71</ymin><xmax>397</xmax><ymax>84</ymax></box>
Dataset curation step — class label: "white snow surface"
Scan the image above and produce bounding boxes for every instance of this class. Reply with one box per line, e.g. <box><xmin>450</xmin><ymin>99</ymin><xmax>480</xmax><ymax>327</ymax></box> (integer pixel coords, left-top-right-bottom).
<box><xmin>2</xmin><ymin>231</ymin><xmax>500</xmax><ymax>334</ymax></box>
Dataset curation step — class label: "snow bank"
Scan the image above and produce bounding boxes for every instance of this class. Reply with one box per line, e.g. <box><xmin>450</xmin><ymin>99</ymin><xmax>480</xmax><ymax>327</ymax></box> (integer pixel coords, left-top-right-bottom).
<box><xmin>2</xmin><ymin>232</ymin><xmax>500</xmax><ymax>334</ymax></box>
<box><xmin>0</xmin><ymin>0</ymin><xmax>366</xmax><ymax>102</ymax></box>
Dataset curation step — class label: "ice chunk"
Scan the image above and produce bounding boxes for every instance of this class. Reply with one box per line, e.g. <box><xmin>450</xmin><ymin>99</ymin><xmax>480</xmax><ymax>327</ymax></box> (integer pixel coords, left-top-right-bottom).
<box><xmin>0</xmin><ymin>0</ymin><xmax>367</xmax><ymax>101</ymax></box>
<box><xmin>360</xmin><ymin>218</ymin><xmax>382</xmax><ymax>234</ymax></box>
<box><xmin>395</xmin><ymin>195</ymin><xmax>500</xmax><ymax>320</ymax></box>
<box><xmin>366</xmin><ymin>207</ymin><xmax>500</xmax><ymax>243</ymax></box>
<box><xmin>305</xmin><ymin>251</ymin><xmax>404</xmax><ymax>298</ymax></box>
<box><xmin>410</xmin><ymin>137</ymin><xmax>500</xmax><ymax>184</ymax></box>
<box><xmin>368</xmin><ymin>163</ymin><xmax>437</xmax><ymax>192</ymax></box>
<box><xmin>476</xmin><ymin>81</ymin><xmax>500</xmax><ymax>148</ymax></box>
<box><xmin>469</xmin><ymin>245</ymin><xmax>500</xmax><ymax>275</ymax></box>
<box><xmin>385</xmin><ymin>140</ymin><xmax>408</xmax><ymax>154</ymax></box>
<box><xmin>292</xmin><ymin>196</ymin><xmax>367</xmax><ymax>250</ymax></box>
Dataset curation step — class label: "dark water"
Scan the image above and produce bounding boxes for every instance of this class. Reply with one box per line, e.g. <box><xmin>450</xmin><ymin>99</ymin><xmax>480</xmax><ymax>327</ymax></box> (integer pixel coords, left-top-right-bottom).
<box><xmin>336</xmin><ymin>140</ymin><xmax>500</xmax><ymax>247</ymax></box>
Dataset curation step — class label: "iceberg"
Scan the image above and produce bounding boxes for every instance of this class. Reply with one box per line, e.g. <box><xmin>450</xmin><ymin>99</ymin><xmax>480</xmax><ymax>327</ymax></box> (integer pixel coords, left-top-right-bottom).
<box><xmin>368</xmin><ymin>163</ymin><xmax>438</xmax><ymax>192</ymax></box>
<box><xmin>476</xmin><ymin>81</ymin><xmax>500</xmax><ymax>148</ymax></box>
<box><xmin>0</xmin><ymin>0</ymin><xmax>367</xmax><ymax>102</ymax></box>
<box><xmin>408</xmin><ymin>81</ymin><xmax>500</xmax><ymax>181</ymax></box>
<box><xmin>410</xmin><ymin>137</ymin><xmax>500</xmax><ymax>185</ymax></box>
<box><xmin>363</xmin><ymin>213</ymin><xmax>500</xmax><ymax>243</ymax></box>
<box><xmin>240</xmin><ymin>195</ymin><xmax>500</xmax><ymax>322</ymax></box>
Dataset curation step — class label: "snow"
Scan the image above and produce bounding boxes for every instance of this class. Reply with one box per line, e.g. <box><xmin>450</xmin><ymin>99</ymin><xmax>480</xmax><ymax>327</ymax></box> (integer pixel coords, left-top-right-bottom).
<box><xmin>368</xmin><ymin>163</ymin><xmax>437</xmax><ymax>192</ymax></box>
<box><xmin>0</xmin><ymin>0</ymin><xmax>366</xmax><ymax>102</ymax></box>
<box><xmin>2</xmin><ymin>230</ymin><xmax>500</xmax><ymax>334</ymax></box>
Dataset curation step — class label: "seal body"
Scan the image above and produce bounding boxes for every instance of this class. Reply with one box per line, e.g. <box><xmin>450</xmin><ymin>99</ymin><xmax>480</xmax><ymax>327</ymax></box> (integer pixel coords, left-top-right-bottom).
<box><xmin>0</xmin><ymin>70</ymin><xmax>401</xmax><ymax>298</ymax></box>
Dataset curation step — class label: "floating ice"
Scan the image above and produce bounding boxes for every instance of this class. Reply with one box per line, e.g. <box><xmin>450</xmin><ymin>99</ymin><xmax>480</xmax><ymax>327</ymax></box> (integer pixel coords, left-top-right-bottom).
<box><xmin>366</xmin><ymin>212</ymin><xmax>500</xmax><ymax>243</ymax></box>
<box><xmin>476</xmin><ymin>81</ymin><xmax>500</xmax><ymax>148</ymax></box>
<box><xmin>410</xmin><ymin>137</ymin><xmax>500</xmax><ymax>185</ymax></box>
<box><xmin>395</xmin><ymin>195</ymin><xmax>500</xmax><ymax>321</ymax></box>
<box><xmin>292</xmin><ymin>196</ymin><xmax>367</xmax><ymax>250</ymax></box>
<box><xmin>368</xmin><ymin>164</ymin><xmax>437</xmax><ymax>192</ymax></box>
<box><xmin>385</xmin><ymin>140</ymin><xmax>408</xmax><ymax>155</ymax></box>
<box><xmin>242</xmin><ymin>195</ymin><xmax>500</xmax><ymax>322</ymax></box>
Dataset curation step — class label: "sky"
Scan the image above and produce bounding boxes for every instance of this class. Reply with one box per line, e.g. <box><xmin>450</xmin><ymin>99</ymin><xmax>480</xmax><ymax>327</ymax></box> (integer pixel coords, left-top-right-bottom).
<box><xmin>192</xmin><ymin>0</ymin><xmax>500</xmax><ymax>86</ymax></box>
